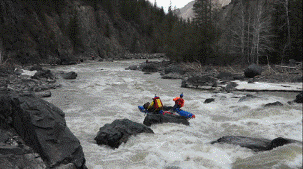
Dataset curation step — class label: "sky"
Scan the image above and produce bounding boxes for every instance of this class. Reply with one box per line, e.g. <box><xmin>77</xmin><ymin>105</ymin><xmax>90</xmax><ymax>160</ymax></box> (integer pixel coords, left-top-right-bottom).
<box><xmin>147</xmin><ymin>0</ymin><xmax>193</xmax><ymax>12</ymax></box>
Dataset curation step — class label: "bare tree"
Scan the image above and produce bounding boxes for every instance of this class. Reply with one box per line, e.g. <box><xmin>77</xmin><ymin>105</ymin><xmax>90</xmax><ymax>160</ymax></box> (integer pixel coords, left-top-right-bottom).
<box><xmin>275</xmin><ymin>0</ymin><xmax>291</xmax><ymax>64</ymax></box>
<box><xmin>250</xmin><ymin>0</ymin><xmax>274</xmax><ymax>65</ymax></box>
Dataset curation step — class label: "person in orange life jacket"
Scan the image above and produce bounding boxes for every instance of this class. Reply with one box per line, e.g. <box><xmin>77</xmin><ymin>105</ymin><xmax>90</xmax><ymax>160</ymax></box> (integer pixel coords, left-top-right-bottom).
<box><xmin>173</xmin><ymin>93</ymin><xmax>184</xmax><ymax>109</ymax></box>
<box><xmin>147</xmin><ymin>95</ymin><xmax>163</xmax><ymax>113</ymax></box>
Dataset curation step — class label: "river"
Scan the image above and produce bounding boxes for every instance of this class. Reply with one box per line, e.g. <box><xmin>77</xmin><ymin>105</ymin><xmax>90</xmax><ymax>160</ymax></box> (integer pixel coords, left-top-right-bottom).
<box><xmin>44</xmin><ymin>59</ymin><xmax>302</xmax><ymax>169</ymax></box>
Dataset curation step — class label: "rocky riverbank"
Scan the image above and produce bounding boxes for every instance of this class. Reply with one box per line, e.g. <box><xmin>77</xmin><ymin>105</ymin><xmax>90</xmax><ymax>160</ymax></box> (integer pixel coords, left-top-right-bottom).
<box><xmin>126</xmin><ymin>60</ymin><xmax>303</xmax><ymax>93</ymax></box>
<box><xmin>0</xmin><ymin>64</ymin><xmax>87</xmax><ymax>168</ymax></box>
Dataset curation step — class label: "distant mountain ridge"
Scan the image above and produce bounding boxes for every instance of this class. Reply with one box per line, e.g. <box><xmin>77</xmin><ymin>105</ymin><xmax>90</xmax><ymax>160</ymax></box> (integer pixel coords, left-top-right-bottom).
<box><xmin>175</xmin><ymin>0</ymin><xmax>231</xmax><ymax>20</ymax></box>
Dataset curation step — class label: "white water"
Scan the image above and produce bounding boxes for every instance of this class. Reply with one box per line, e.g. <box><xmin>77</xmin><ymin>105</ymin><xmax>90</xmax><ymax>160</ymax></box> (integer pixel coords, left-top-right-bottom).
<box><xmin>44</xmin><ymin>60</ymin><xmax>302</xmax><ymax>169</ymax></box>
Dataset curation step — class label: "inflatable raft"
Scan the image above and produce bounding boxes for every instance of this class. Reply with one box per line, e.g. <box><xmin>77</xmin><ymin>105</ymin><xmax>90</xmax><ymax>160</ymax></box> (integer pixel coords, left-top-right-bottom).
<box><xmin>138</xmin><ymin>106</ymin><xmax>195</xmax><ymax>119</ymax></box>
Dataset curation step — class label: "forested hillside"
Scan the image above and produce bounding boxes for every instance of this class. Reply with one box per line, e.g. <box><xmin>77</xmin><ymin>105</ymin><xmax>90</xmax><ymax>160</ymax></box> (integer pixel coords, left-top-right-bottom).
<box><xmin>0</xmin><ymin>0</ymin><xmax>301</xmax><ymax>65</ymax></box>
<box><xmin>0</xmin><ymin>0</ymin><xmax>180</xmax><ymax>64</ymax></box>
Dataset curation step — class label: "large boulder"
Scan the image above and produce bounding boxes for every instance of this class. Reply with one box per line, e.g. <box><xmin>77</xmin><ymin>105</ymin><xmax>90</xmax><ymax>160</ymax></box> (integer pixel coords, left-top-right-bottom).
<box><xmin>211</xmin><ymin>136</ymin><xmax>300</xmax><ymax>152</ymax></box>
<box><xmin>94</xmin><ymin>119</ymin><xmax>154</xmax><ymax>149</ymax></box>
<box><xmin>204</xmin><ymin>98</ymin><xmax>215</xmax><ymax>103</ymax></box>
<box><xmin>143</xmin><ymin>114</ymin><xmax>189</xmax><ymax>126</ymax></box>
<box><xmin>0</xmin><ymin>91</ymin><xmax>86</xmax><ymax>168</ymax></box>
<box><xmin>244</xmin><ymin>64</ymin><xmax>262</xmax><ymax>78</ymax></box>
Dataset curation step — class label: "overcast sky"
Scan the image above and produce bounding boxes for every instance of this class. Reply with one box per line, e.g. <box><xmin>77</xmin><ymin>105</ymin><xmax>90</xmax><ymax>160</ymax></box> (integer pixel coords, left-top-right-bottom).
<box><xmin>147</xmin><ymin>0</ymin><xmax>193</xmax><ymax>11</ymax></box>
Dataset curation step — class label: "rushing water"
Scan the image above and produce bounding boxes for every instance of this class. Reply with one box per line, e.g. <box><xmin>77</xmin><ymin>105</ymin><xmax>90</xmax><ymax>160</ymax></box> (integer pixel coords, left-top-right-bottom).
<box><xmin>44</xmin><ymin>59</ymin><xmax>302</xmax><ymax>169</ymax></box>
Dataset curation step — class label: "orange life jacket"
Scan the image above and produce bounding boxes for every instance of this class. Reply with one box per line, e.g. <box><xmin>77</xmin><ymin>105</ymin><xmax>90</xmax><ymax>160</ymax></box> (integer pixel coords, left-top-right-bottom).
<box><xmin>173</xmin><ymin>97</ymin><xmax>184</xmax><ymax>107</ymax></box>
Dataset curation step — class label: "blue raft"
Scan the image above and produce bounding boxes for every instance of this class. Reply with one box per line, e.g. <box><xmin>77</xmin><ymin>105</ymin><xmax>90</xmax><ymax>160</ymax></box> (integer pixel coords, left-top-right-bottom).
<box><xmin>138</xmin><ymin>106</ymin><xmax>195</xmax><ymax>119</ymax></box>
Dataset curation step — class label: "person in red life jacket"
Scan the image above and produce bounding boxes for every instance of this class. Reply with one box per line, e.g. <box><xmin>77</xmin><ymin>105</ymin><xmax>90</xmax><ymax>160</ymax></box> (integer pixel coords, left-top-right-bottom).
<box><xmin>147</xmin><ymin>95</ymin><xmax>163</xmax><ymax>113</ymax></box>
<box><xmin>173</xmin><ymin>93</ymin><xmax>184</xmax><ymax>109</ymax></box>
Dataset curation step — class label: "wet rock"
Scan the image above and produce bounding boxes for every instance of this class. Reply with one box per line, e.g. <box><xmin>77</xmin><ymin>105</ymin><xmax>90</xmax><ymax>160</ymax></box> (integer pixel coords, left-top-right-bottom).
<box><xmin>238</xmin><ymin>94</ymin><xmax>256</xmax><ymax>102</ymax></box>
<box><xmin>204</xmin><ymin>98</ymin><xmax>215</xmax><ymax>103</ymax></box>
<box><xmin>162</xmin><ymin>73</ymin><xmax>184</xmax><ymax>79</ymax></box>
<box><xmin>35</xmin><ymin>91</ymin><xmax>51</xmax><ymax>98</ymax></box>
<box><xmin>294</xmin><ymin>92</ymin><xmax>303</xmax><ymax>103</ymax></box>
<box><xmin>143</xmin><ymin>114</ymin><xmax>189</xmax><ymax>126</ymax></box>
<box><xmin>181</xmin><ymin>80</ymin><xmax>188</xmax><ymax>88</ymax></box>
<box><xmin>0</xmin><ymin>91</ymin><xmax>86</xmax><ymax>168</ymax></box>
<box><xmin>32</xmin><ymin>69</ymin><xmax>54</xmax><ymax>80</ymax></box>
<box><xmin>60</xmin><ymin>71</ymin><xmax>77</xmax><ymax>79</ymax></box>
<box><xmin>244</xmin><ymin>64</ymin><xmax>262</xmax><ymax>78</ymax></box>
<box><xmin>264</xmin><ymin>101</ymin><xmax>283</xmax><ymax>107</ymax></box>
<box><xmin>57</xmin><ymin>58</ymin><xmax>77</xmax><ymax>65</ymax></box>
<box><xmin>211</xmin><ymin>136</ymin><xmax>300</xmax><ymax>152</ymax></box>
<box><xmin>141</xmin><ymin>63</ymin><xmax>158</xmax><ymax>72</ymax></box>
<box><xmin>94</xmin><ymin>119</ymin><xmax>154</xmax><ymax>149</ymax></box>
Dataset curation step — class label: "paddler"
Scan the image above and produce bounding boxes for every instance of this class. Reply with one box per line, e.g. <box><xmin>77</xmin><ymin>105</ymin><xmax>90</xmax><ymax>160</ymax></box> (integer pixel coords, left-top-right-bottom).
<box><xmin>147</xmin><ymin>95</ymin><xmax>163</xmax><ymax>113</ymax></box>
<box><xmin>173</xmin><ymin>93</ymin><xmax>184</xmax><ymax>109</ymax></box>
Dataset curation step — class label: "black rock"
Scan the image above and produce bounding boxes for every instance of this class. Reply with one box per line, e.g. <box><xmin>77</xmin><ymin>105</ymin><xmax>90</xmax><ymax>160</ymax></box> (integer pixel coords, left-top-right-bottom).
<box><xmin>0</xmin><ymin>91</ymin><xmax>86</xmax><ymax>168</ymax></box>
<box><xmin>94</xmin><ymin>119</ymin><xmax>154</xmax><ymax>149</ymax></box>
<box><xmin>61</xmin><ymin>71</ymin><xmax>77</xmax><ymax>79</ymax></box>
<box><xmin>244</xmin><ymin>64</ymin><xmax>262</xmax><ymax>78</ymax></box>
<box><xmin>294</xmin><ymin>92</ymin><xmax>303</xmax><ymax>103</ymax></box>
<box><xmin>143</xmin><ymin>114</ymin><xmax>189</xmax><ymax>126</ymax></box>
<box><xmin>34</xmin><ymin>91</ymin><xmax>51</xmax><ymax>98</ymax></box>
<box><xmin>29</xmin><ymin>65</ymin><xmax>43</xmax><ymax>71</ymax></box>
<box><xmin>58</xmin><ymin>58</ymin><xmax>78</xmax><ymax>65</ymax></box>
<box><xmin>211</xmin><ymin>136</ymin><xmax>299</xmax><ymax>152</ymax></box>
<box><xmin>32</xmin><ymin>69</ymin><xmax>54</xmax><ymax>79</ymax></box>
<box><xmin>264</xmin><ymin>101</ymin><xmax>283</xmax><ymax>107</ymax></box>
<box><xmin>204</xmin><ymin>98</ymin><xmax>215</xmax><ymax>103</ymax></box>
<box><xmin>141</xmin><ymin>63</ymin><xmax>158</xmax><ymax>72</ymax></box>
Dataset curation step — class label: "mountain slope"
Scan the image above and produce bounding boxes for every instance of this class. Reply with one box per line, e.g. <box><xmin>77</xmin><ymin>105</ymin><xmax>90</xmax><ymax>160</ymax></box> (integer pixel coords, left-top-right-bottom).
<box><xmin>175</xmin><ymin>0</ymin><xmax>231</xmax><ymax>20</ymax></box>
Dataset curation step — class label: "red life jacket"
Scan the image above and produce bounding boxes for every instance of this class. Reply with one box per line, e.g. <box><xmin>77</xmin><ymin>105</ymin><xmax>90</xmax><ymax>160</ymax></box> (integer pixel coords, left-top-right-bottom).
<box><xmin>173</xmin><ymin>97</ymin><xmax>184</xmax><ymax>107</ymax></box>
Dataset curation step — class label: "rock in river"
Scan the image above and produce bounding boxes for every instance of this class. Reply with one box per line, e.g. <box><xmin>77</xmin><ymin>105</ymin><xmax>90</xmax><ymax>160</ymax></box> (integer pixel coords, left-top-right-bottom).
<box><xmin>211</xmin><ymin>136</ymin><xmax>300</xmax><ymax>152</ymax></box>
<box><xmin>94</xmin><ymin>119</ymin><xmax>154</xmax><ymax>149</ymax></box>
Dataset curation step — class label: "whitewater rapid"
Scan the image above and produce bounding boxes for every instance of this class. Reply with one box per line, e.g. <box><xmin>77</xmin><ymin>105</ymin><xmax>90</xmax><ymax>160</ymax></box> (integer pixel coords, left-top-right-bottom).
<box><xmin>44</xmin><ymin>59</ymin><xmax>302</xmax><ymax>169</ymax></box>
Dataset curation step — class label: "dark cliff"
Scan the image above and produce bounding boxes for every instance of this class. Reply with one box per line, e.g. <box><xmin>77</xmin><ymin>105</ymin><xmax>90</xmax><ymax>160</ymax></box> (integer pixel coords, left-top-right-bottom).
<box><xmin>0</xmin><ymin>0</ymin><xmax>158</xmax><ymax>64</ymax></box>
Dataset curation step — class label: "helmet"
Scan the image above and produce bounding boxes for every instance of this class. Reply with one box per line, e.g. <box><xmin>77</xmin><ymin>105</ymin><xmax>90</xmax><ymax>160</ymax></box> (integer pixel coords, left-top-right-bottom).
<box><xmin>180</xmin><ymin>93</ymin><xmax>183</xmax><ymax>98</ymax></box>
